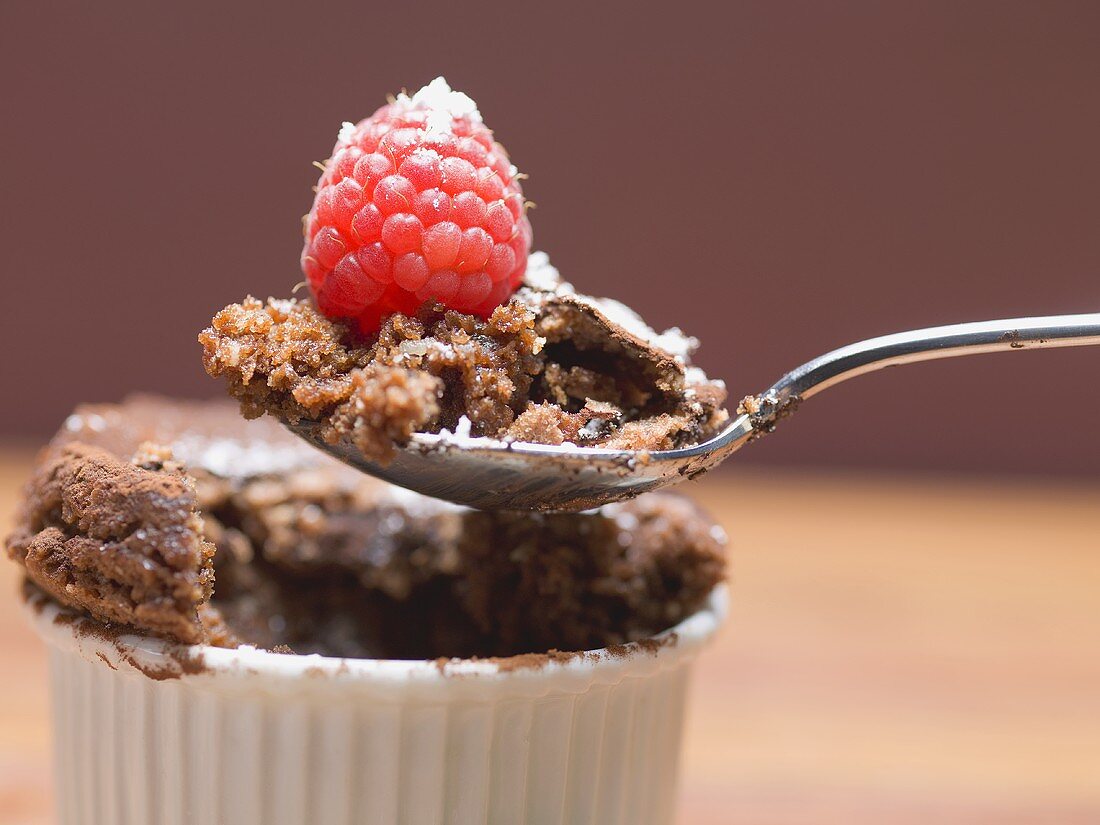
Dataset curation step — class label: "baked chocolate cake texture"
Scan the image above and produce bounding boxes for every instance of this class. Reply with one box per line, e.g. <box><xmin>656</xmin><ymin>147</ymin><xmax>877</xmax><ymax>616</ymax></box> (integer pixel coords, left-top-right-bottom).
<box><xmin>6</xmin><ymin>397</ymin><xmax>727</xmax><ymax>659</ymax></box>
<box><xmin>200</xmin><ymin>254</ymin><xmax>729</xmax><ymax>465</ymax></box>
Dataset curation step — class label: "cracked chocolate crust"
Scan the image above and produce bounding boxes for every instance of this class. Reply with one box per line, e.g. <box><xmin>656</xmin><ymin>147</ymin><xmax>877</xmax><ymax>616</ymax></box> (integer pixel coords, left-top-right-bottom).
<box><xmin>6</xmin><ymin>443</ymin><xmax>218</xmax><ymax>645</ymax></box>
<box><xmin>7</xmin><ymin>397</ymin><xmax>727</xmax><ymax>658</ymax></box>
<box><xmin>199</xmin><ymin>255</ymin><xmax>729</xmax><ymax>463</ymax></box>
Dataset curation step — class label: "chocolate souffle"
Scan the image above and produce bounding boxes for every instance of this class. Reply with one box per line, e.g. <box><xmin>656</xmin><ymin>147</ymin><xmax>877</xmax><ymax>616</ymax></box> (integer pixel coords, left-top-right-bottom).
<box><xmin>200</xmin><ymin>254</ymin><xmax>729</xmax><ymax>465</ymax></box>
<box><xmin>6</xmin><ymin>396</ymin><xmax>726</xmax><ymax>659</ymax></box>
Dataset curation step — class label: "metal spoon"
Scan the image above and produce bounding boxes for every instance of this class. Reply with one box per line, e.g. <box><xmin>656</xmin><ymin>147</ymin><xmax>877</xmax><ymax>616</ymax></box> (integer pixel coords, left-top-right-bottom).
<box><xmin>287</xmin><ymin>313</ymin><xmax>1100</xmax><ymax>512</ymax></box>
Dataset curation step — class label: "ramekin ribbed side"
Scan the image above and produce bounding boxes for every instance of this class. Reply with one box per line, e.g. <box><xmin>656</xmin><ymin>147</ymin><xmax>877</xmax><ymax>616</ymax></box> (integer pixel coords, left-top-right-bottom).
<box><xmin>29</xmin><ymin>585</ymin><xmax>727</xmax><ymax>825</ymax></box>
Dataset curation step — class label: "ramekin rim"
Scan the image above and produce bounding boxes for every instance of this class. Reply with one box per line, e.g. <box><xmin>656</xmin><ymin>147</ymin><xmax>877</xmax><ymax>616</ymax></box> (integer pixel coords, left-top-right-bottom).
<box><xmin>25</xmin><ymin>584</ymin><xmax>728</xmax><ymax>684</ymax></box>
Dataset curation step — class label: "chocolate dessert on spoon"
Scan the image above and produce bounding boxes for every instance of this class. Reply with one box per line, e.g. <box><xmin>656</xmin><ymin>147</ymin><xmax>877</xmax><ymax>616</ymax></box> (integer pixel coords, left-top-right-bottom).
<box><xmin>201</xmin><ymin>78</ymin><xmax>1100</xmax><ymax>511</ymax></box>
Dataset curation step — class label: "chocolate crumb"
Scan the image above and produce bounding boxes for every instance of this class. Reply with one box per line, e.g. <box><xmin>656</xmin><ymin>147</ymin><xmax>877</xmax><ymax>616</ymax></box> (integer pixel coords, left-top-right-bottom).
<box><xmin>94</xmin><ymin>651</ymin><xmax>118</xmax><ymax>670</ymax></box>
<box><xmin>199</xmin><ymin>259</ymin><xmax>728</xmax><ymax>464</ymax></box>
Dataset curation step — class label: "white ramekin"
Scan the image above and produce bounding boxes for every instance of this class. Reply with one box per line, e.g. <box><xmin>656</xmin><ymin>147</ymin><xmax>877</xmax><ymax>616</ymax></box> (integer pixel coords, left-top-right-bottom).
<box><xmin>26</xmin><ymin>585</ymin><xmax>727</xmax><ymax>825</ymax></box>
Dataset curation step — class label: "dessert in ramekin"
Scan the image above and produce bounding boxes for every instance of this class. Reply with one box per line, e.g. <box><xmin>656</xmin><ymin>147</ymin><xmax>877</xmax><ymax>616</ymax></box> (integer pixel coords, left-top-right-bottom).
<box><xmin>8</xmin><ymin>397</ymin><xmax>728</xmax><ymax>824</ymax></box>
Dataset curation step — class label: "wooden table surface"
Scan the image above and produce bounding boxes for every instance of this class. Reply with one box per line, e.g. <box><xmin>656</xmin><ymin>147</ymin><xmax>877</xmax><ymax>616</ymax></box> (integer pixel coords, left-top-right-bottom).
<box><xmin>1</xmin><ymin>447</ymin><xmax>1098</xmax><ymax>824</ymax></box>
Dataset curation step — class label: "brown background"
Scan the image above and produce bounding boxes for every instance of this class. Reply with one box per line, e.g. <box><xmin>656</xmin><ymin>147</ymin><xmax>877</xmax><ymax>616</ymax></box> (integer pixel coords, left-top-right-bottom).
<box><xmin>2</xmin><ymin>1</ymin><xmax>1098</xmax><ymax>476</ymax></box>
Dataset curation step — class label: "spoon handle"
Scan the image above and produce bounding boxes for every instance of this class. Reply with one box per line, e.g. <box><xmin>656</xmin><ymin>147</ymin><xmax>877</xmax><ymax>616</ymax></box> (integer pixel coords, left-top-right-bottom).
<box><xmin>751</xmin><ymin>313</ymin><xmax>1100</xmax><ymax>430</ymax></box>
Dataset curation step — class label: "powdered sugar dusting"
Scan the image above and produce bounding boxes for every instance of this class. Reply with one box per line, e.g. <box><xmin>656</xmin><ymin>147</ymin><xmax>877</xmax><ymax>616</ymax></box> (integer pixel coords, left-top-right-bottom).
<box><xmin>583</xmin><ymin>296</ymin><xmax>698</xmax><ymax>362</ymax></box>
<box><xmin>396</xmin><ymin>76</ymin><xmax>483</xmax><ymax>135</ymax></box>
<box><xmin>394</xmin><ymin>337</ymin><xmax>456</xmax><ymax>365</ymax></box>
<box><xmin>171</xmin><ymin>435</ymin><xmax>317</xmax><ymax>479</ymax></box>
<box><xmin>452</xmin><ymin>415</ymin><xmax>473</xmax><ymax>439</ymax></box>
<box><xmin>522</xmin><ymin>251</ymin><xmax>566</xmax><ymax>292</ymax></box>
<box><xmin>685</xmin><ymin>366</ymin><xmax>723</xmax><ymax>389</ymax></box>
<box><xmin>412</xmin><ymin>414</ymin><xmax>515</xmax><ymax>452</ymax></box>
<box><xmin>519</xmin><ymin>252</ymin><xmax>699</xmax><ymax>363</ymax></box>
<box><xmin>64</xmin><ymin>413</ymin><xmax>107</xmax><ymax>433</ymax></box>
<box><xmin>337</xmin><ymin>121</ymin><xmax>357</xmax><ymax>145</ymax></box>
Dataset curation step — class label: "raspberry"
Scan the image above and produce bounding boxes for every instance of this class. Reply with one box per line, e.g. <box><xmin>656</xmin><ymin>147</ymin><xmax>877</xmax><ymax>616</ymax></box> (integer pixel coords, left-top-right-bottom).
<box><xmin>302</xmin><ymin>77</ymin><xmax>533</xmax><ymax>334</ymax></box>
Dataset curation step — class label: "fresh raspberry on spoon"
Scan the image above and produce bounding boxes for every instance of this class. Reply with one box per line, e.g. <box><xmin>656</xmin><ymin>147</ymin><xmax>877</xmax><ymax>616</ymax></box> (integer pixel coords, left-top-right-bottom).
<box><xmin>302</xmin><ymin>77</ymin><xmax>532</xmax><ymax>333</ymax></box>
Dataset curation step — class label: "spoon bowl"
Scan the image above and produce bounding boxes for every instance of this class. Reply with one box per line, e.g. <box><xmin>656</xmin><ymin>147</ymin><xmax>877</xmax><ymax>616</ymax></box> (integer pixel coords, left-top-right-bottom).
<box><xmin>287</xmin><ymin>415</ymin><xmax>756</xmax><ymax>512</ymax></box>
<box><xmin>288</xmin><ymin>313</ymin><xmax>1100</xmax><ymax>511</ymax></box>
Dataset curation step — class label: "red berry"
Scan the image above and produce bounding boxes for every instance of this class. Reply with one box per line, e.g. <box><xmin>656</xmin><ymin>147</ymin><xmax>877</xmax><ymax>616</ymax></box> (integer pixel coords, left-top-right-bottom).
<box><xmin>486</xmin><ymin>243</ymin><xmax>516</xmax><ymax>282</ymax></box>
<box><xmin>355</xmin><ymin>243</ymin><xmax>393</xmax><ymax>283</ymax></box>
<box><xmin>303</xmin><ymin>77</ymin><xmax>532</xmax><ymax>331</ymax></box>
<box><xmin>381</xmin><ymin>213</ymin><xmax>423</xmax><ymax>254</ymax></box>
<box><xmin>414</xmin><ymin>189</ymin><xmax>452</xmax><ymax>225</ymax></box>
<box><xmin>394</xmin><ymin>253</ymin><xmax>430</xmax><ymax>290</ymax></box>
<box><xmin>456</xmin><ymin>227</ymin><xmax>492</xmax><ymax>273</ymax></box>
<box><xmin>453</xmin><ymin>191</ymin><xmax>488</xmax><ymax>229</ymax></box>
<box><xmin>422</xmin><ymin>221</ymin><xmax>461</xmax><ymax>268</ymax></box>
